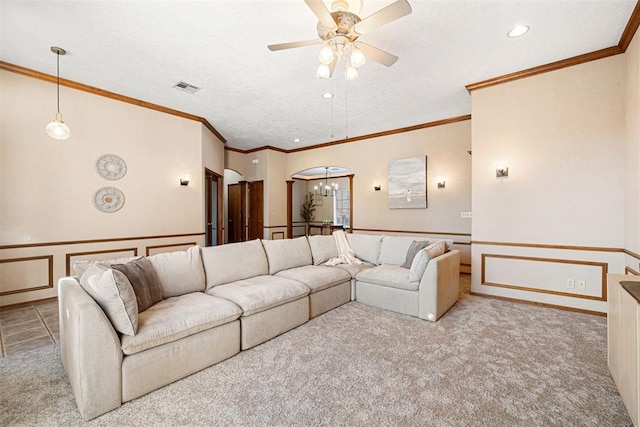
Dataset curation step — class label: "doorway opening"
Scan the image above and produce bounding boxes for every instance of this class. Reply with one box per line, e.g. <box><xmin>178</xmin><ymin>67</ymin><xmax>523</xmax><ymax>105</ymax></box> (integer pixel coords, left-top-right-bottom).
<box><xmin>287</xmin><ymin>166</ymin><xmax>353</xmax><ymax>238</ymax></box>
<box><xmin>204</xmin><ymin>168</ymin><xmax>223</xmax><ymax>246</ymax></box>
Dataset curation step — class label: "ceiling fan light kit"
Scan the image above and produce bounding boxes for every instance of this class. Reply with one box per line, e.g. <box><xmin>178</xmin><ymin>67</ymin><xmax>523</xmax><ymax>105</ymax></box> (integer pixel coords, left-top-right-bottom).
<box><xmin>268</xmin><ymin>0</ymin><xmax>412</xmax><ymax>80</ymax></box>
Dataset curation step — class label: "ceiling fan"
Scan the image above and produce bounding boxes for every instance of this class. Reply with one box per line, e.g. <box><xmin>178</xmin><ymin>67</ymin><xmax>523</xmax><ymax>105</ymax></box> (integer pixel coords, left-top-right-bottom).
<box><xmin>268</xmin><ymin>0</ymin><xmax>412</xmax><ymax>80</ymax></box>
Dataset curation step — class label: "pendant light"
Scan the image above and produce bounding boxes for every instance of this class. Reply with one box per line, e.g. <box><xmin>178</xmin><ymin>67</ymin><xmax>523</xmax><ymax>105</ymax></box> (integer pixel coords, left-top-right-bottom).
<box><xmin>45</xmin><ymin>46</ymin><xmax>71</xmax><ymax>140</ymax></box>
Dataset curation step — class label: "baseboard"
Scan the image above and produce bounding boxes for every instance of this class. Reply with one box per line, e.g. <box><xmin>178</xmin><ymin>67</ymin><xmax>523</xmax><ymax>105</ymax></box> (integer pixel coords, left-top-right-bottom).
<box><xmin>0</xmin><ymin>296</ymin><xmax>58</xmax><ymax>311</ymax></box>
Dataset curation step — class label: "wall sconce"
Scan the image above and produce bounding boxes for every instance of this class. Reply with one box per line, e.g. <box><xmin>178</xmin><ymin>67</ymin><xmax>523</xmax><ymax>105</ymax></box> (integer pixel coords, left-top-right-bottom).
<box><xmin>180</xmin><ymin>174</ymin><xmax>191</xmax><ymax>186</ymax></box>
<box><xmin>374</xmin><ymin>183</ymin><xmax>381</xmax><ymax>191</ymax></box>
<box><xmin>437</xmin><ymin>179</ymin><xmax>446</xmax><ymax>189</ymax></box>
<box><xmin>496</xmin><ymin>163</ymin><xmax>509</xmax><ymax>178</ymax></box>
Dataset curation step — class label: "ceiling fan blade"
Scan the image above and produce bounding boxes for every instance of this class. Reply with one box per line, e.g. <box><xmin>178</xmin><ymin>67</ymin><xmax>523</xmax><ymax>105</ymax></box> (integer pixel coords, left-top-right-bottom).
<box><xmin>353</xmin><ymin>0</ymin><xmax>412</xmax><ymax>35</ymax></box>
<box><xmin>268</xmin><ymin>39</ymin><xmax>323</xmax><ymax>51</ymax></box>
<box><xmin>304</xmin><ymin>0</ymin><xmax>338</xmax><ymax>31</ymax></box>
<box><xmin>356</xmin><ymin>42</ymin><xmax>398</xmax><ymax>67</ymax></box>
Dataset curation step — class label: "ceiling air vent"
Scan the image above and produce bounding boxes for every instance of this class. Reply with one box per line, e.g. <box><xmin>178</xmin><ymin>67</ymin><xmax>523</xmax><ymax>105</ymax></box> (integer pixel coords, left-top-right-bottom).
<box><xmin>173</xmin><ymin>81</ymin><xmax>201</xmax><ymax>94</ymax></box>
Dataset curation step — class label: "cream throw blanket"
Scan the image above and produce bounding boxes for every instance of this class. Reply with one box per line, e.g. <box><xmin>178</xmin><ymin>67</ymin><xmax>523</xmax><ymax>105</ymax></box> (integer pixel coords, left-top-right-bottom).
<box><xmin>325</xmin><ymin>230</ymin><xmax>364</xmax><ymax>266</ymax></box>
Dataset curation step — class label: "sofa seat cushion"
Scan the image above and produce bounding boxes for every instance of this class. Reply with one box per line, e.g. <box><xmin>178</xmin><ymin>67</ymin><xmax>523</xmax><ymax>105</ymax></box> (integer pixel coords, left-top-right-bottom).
<box><xmin>120</xmin><ymin>292</ymin><xmax>242</xmax><ymax>356</ymax></box>
<box><xmin>355</xmin><ymin>264</ymin><xmax>419</xmax><ymax>291</ymax></box>
<box><xmin>331</xmin><ymin>262</ymin><xmax>375</xmax><ymax>279</ymax></box>
<box><xmin>275</xmin><ymin>265</ymin><xmax>351</xmax><ymax>293</ymax></box>
<box><xmin>207</xmin><ymin>275</ymin><xmax>309</xmax><ymax>316</ymax></box>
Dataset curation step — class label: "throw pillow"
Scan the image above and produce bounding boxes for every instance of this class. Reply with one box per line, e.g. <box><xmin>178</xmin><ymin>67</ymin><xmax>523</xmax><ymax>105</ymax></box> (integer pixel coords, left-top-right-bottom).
<box><xmin>112</xmin><ymin>258</ymin><xmax>163</xmax><ymax>312</ymax></box>
<box><xmin>73</xmin><ymin>256</ymin><xmax>141</xmax><ymax>279</ymax></box>
<box><xmin>409</xmin><ymin>241</ymin><xmax>446</xmax><ymax>282</ymax></box>
<box><xmin>401</xmin><ymin>240</ymin><xmax>431</xmax><ymax>269</ymax></box>
<box><xmin>79</xmin><ymin>264</ymin><xmax>139</xmax><ymax>336</ymax></box>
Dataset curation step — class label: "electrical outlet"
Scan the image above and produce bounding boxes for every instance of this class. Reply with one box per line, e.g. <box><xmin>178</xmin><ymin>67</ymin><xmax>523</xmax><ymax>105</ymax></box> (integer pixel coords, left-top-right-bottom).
<box><xmin>566</xmin><ymin>279</ymin><xmax>575</xmax><ymax>289</ymax></box>
<box><xmin>576</xmin><ymin>280</ymin><xmax>586</xmax><ymax>291</ymax></box>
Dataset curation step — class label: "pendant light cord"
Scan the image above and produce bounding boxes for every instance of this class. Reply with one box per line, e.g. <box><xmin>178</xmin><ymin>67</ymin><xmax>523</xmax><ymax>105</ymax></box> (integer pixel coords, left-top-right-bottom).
<box><xmin>56</xmin><ymin>52</ymin><xmax>61</xmax><ymax>114</ymax></box>
<box><xmin>345</xmin><ymin>83</ymin><xmax>349</xmax><ymax>139</ymax></box>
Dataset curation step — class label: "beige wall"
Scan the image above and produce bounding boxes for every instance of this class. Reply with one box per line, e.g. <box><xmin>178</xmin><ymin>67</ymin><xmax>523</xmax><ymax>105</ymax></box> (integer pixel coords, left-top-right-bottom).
<box><xmin>625</xmin><ymin>29</ymin><xmax>640</xmax><ymax>272</ymax></box>
<box><xmin>470</xmin><ymin>55</ymin><xmax>626</xmax><ymax>313</ymax></box>
<box><xmin>286</xmin><ymin>121</ymin><xmax>472</xmax><ymax>237</ymax></box>
<box><xmin>0</xmin><ymin>70</ymin><xmax>222</xmax><ymax>306</ymax></box>
<box><xmin>266</xmin><ymin>150</ymin><xmax>288</xmax><ymax>239</ymax></box>
<box><xmin>224</xmin><ymin>149</ymin><xmax>248</xmax><ymax>177</ymax></box>
<box><xmin>286</xmin><ymin>120</ymin><xmax>472</xmax><ymax>269</ymax></box>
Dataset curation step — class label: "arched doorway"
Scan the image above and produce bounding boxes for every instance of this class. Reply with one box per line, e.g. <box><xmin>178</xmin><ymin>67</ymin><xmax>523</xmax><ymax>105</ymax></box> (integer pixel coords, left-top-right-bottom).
<box><xmin>287</xmin><ymin>166</ymin><xmax>353</xmax><ymax>238</ymax></box>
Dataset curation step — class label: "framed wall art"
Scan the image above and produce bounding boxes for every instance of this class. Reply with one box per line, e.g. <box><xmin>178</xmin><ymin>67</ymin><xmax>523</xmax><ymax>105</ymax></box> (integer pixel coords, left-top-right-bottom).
<box><xmin>388</xmin><ymin>156</ymin><xmax>427</xmax><ymax>209</ymax></box>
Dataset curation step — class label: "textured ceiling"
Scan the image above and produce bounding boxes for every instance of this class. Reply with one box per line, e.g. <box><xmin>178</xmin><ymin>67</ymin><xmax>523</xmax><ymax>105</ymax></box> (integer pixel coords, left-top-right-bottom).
<box><xmin>0</xmin><ymin>0</ymin><xmax>636</xmax><ymax>151</ymax></box>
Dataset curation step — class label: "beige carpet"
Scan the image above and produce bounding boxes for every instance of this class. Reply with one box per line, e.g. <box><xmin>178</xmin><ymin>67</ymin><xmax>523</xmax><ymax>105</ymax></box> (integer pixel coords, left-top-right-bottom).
<box><xmin>0</xmin><ymin>292</ymin><xmax>632</xmax><ymax>426</ymax></box>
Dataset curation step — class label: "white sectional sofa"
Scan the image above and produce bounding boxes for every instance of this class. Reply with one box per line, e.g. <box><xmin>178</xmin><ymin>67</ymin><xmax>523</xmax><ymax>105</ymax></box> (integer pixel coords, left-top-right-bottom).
<box><xmin>58</xmin><ymin>234</ymin><xmax>459</xmax><ymax>420</ymax></box>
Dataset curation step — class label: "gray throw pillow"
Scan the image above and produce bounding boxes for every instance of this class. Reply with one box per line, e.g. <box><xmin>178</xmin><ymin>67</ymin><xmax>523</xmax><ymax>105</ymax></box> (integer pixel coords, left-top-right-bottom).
<box><xmin>112</xmin><ymin>258</ymin><xmax>163</xmax><ymax>312</ymax></box>
<box><xmin>402</xmin><ymin>240</ymin><xmax>431</xmax><ymax>269</ymax></box>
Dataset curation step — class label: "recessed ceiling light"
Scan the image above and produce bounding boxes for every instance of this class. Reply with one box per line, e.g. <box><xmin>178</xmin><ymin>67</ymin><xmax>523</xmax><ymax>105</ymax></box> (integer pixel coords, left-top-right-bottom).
<box><xmin>322</xmin><ymin>92</ymin><xmax>334</xmax><ymax>99</ymax></box>
<box><xmin>507</xmin><ymin>25</ymin><xmax>530</xmax><ymax>38</ymax></box>
<box><xmin>294</xmin><ymin>138</ymin><xmax>301</xmax><ymax>142</ymax></box>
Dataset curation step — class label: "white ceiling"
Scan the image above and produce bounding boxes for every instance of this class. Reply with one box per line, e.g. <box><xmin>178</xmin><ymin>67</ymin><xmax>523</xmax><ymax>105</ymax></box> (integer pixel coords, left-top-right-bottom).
<box><xmin>1</xmin><ymin>1</ymin><xmax>636</xmax><ymax>151</ymax></box>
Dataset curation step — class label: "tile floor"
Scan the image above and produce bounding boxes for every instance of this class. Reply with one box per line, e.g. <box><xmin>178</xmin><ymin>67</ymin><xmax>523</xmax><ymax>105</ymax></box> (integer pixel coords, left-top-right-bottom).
<box><xmin>0</xmin><ymin>299</ymin><xmax>59</xmax><ymax>358</ymax></box>
<box><xmin>0</xmin><ymin>273</ymin><xmax>471</xmax><ymax>359</ymax></box>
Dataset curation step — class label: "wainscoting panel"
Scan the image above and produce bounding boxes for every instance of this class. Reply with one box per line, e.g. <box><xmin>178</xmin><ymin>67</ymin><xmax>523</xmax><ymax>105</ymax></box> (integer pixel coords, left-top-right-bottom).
<box><xmin>471</xmin><ymin>241</ymin><xmax>625</xmax><ymax>314</ymax></box>
<box><xmin>263</xmin><ymin>226</ymin><xmax>287</xmax><ymax>240</ymax></box>
<box><xmin>481</xmin><ymin>254</ymin><xmax>606</xmax><ymax>301</ymax></box>
<box><xmin>0</xmin><ymin>256</ymin><xmax>53</xmax><ymax>296</ymax></box>
<box><xmin>0</xmin><ymin>232</ymin><xmax>204</xmax><ymax>307</ymax></box>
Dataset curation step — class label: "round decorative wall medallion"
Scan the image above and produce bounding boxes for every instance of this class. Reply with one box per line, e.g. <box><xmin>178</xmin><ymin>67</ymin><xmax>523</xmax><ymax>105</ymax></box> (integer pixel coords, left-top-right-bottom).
<box><xmin>95</xmin><ymin>154</ymin><xmax>127</xmax><ymax>180</ymax></box>
<box><xmin>93</xmin><ymin>187</ymin><xmax>125</xmax><ymax>213</ymax></box>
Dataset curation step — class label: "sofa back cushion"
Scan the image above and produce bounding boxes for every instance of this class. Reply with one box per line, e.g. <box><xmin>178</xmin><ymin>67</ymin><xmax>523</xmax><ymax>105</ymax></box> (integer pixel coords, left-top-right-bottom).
<box><xmin>147</xmin><ymin>246</ymin><xmax>205</xmax><ymax>298</ymax></box>
<box><xmin>308</xmin><ymin>235</ymin><xmax>339</xmax><ymax>265</ymax></box>
<box><xmin>346</xmin><ymin>233</ymin><xmax>383</xmax><ymax>265</ymax></box>
<box><xmin>200</xmin><ymin>239</ymin><xmax>268</xmax><ymax>290</ymax></box>
<box><xmin>262</xmin><ymin>236</ymin><xmax>313</xmax><ymax>274</ymax></box>
<box><xmin>378</xmin><ymin>236</ymin><xmax>431</xmax><ymax>266</ymax></box>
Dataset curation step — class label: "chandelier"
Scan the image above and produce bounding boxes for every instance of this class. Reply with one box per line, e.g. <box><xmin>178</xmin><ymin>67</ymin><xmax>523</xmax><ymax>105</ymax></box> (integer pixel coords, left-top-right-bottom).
<box><xmin>314</xmin><ymin>167</ymin><xmax>339</xmax><ymax>197</ymax></box>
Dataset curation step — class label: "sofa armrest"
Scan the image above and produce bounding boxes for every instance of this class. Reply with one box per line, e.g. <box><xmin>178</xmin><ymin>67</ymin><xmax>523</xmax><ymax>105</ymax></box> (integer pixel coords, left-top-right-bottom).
<box><xmin>418</xmin><ymin>250</ymin><xmax>460</xmax><ymax>321</ymax></box>
<box><xmin>58</xmin><ymin>277</ymin><xmax>123</xmax><ymax>420</ymax></box>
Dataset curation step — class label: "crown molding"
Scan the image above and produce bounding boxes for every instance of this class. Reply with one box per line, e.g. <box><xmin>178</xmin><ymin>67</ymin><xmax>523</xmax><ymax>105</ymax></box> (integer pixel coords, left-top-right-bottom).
<box><xmin>0</xmin><ymin>61</ymin><xmax>226</xmax><ymax>143</ymax></box>
<box><xmin>619</xmin><ymin>0</ymin><xmax>640</xmax><ymax>51</ymax></box>
<box><xmin>466</xmin><ymin>1</ymin><xmax>640</xmax><ymax>92</ymax></box>
<box><xmin>465</xmin><ymin>46</ymin><xmax>623</xmax><ymax>92</ymax></box>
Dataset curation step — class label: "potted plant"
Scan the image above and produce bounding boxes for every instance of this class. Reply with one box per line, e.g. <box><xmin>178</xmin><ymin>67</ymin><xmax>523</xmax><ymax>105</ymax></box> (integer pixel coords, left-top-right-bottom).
<box><xmin>300</xmin><ymin>192</ymin><xmax>316</xmax><ymax>236</ymax></box>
